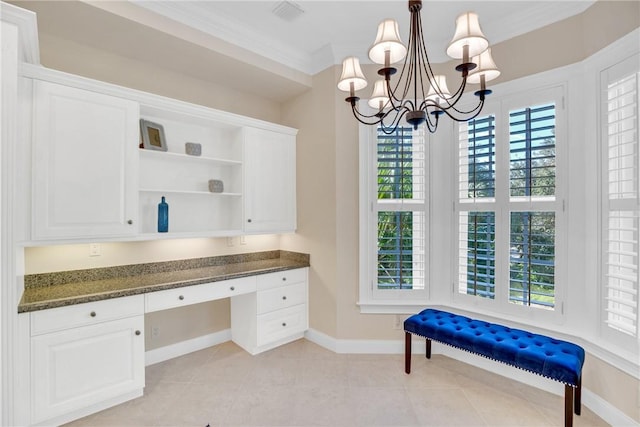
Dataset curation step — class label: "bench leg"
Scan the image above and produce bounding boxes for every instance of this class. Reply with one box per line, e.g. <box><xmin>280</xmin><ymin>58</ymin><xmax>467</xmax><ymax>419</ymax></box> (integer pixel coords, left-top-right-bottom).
<box><xmin>426</xmin><ymin>338</ymin><xmax>431</xmax><ymax>359</ymax></box>
<box><xmin>575</xmin><ymin>377</ymin><xmax>581</xmax><ymax>416</ymax></box>
<box><xmin>405</xmin><ymin>332</ymin><xmax>411</xmax><ymax>374</ymax></box>
<box><xmin>564</xmin><ymin>384</ymin><xmax>573</xmax><ymax>427</ymax></box>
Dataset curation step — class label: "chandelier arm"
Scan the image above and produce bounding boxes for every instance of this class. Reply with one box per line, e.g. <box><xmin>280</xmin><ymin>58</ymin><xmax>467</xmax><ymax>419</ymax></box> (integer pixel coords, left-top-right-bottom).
<box><xmin>350</xmin><ymin>103</ymin><xmax>385</xmax><ymax>126</ymax></box>
<box><xmin>439</xmin><ymin>97</ymin><xmax>486</xmax><ymax>122</ymax></box>
<box><xmin>379</xmin><ymin>113</ymin><xmax>407</xmax><ymax>134</ymax></box>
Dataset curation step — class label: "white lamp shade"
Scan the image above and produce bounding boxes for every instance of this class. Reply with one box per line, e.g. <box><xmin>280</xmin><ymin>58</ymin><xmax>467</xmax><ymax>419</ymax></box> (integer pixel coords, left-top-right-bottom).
<box><xmin>337</xmin><ymin>56</ymin><xmax>368</xmax><ymax>92</ymax></box>
<box><xmin>368</xmin><ymin>19</ymin><xmax>407</xmax><ymax>65</ymax></box>
<box><xmin>368</xmin><ymin>80</ymin><xmax>391</xmax><ymax>110</ymax></box>
<box><xmin>426</xmin><ymin>75</ymin><xmax>452</xmax><ymax>107</ymax></box>
<box><xmin>468</xmin><ymin>48</ymin><xmax>501</xmax><ymax>84</ymax></box>
<box><xmin>446</xmin><ymin>12</ymin><xmax>489</xmax><ymax>60</ymax></box>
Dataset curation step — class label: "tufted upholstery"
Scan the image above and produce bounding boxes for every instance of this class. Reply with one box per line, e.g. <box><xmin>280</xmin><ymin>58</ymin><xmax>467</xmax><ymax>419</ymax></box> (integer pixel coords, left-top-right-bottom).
<box><xmin>404</xmin><ymin>308</ymin><xmax>585</xmax><ymax>387</ymax></box>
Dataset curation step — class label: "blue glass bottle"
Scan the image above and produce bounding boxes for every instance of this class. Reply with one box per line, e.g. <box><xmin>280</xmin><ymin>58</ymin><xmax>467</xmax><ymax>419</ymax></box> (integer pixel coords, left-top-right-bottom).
<box><xmin>158</xmin><ymin>196</ymin><xmax>168</xmax><ymax>232</ymax></box>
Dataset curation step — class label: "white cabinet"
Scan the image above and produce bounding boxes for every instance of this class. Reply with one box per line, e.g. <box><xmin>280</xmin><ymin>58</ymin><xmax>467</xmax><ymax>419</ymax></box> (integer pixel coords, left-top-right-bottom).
<box><xmin>28</xmin><ymin>72</ymin><xmax>297</xmax><ymax>241</ymax></box>
<box><xmin>231</xmin><ymin>268</ymin><xmax>308</xmax><ymax>355</ymax></box>
<box><xmin>243</xmin><ymin>127</ymin><xmax>296</xmax><ymax>233</ymax></box>
<box><xmin>29</xmin><ymin>296</ymin><xmax>145</xmax><ymax>425</ymax></box>
<box><xmin>32</xmin><ymin>80</ymin><xmax>139</xmax><ymax>240</ymax></box>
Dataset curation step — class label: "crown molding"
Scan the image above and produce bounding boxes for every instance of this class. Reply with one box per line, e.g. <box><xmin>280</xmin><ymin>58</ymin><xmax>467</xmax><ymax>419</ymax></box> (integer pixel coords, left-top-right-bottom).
<box><xmin>131</xmin><ymin>1</ymin><xmax>313</xmax><ymax>75</ymax></box>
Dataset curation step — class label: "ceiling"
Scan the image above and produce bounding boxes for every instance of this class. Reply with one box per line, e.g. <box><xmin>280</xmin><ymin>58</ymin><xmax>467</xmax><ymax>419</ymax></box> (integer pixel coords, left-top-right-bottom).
<box><xmin>15</xmin><ymin>0</ymin><xmax>596</xmax><ymax>103</ymax></box>
<box><xmin>132</xmin><ymin>0</ymin><xmax>596</xmax><ymax>74</ymax></box>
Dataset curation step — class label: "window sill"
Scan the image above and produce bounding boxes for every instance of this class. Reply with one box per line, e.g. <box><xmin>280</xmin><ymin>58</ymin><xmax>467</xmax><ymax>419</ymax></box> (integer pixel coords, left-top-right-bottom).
<box><xmin>357</xmin><ymin>300</ymin><xmax>432</xmax><ymax>314</ymax></box>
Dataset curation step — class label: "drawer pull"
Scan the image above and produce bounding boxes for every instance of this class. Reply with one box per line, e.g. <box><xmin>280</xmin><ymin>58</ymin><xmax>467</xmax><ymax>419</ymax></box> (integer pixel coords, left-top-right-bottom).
<box><xmin>282</xmin><ymin>322</ymin><xmax>287</xmax><ymax>327</ymax></box>
<box><xmin>179</xmin><ymin>295</ymin><xmax>184</xmax><ymax>300</ymax></box>
<box><xmin>282</xmin><ymin>296</ymin><xmax>287</xmax><ymax>300</ymax></box>
<box><xmin>90</xmin><ymin>311</ymin><xmax>96</xmax><ymax>317</ymax></box>
<box><xmin>230</xmin><ymin>286</ymin><xmax>235</xmax><ymax>291</ymax></box>
<box><xmin>135</xmin><ymin>330</ymin><xmax>141</xmax><ymax>336</ymax></box>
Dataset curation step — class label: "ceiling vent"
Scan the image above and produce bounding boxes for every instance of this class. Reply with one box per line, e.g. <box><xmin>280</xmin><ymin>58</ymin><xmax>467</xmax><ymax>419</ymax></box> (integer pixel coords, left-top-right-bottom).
<box><xmin>272</xmin><ymin>1</ymin><xmax>305</xmax><ymax>22</ymax></box>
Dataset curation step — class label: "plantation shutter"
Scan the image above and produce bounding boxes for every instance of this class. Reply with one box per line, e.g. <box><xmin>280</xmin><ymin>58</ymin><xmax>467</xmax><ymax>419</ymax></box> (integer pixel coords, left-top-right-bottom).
<box><xmin>508</xmin><ymin>103</ymin><xmax>557</xmax><ymax>308</ymax></box>
<box><xmin>376</xmin><ymin>127</ymin><xmax>426</xmax><ymax>291</ymax></box>
<box><xmin>457</xmin><ymin>115</ymin><xmax>497</xmax><ymax>299</ymax></box>
<box><xmin>602</xmin><ymin>56</ymin><xmax>639</xmax><ymax>338</ymax></box>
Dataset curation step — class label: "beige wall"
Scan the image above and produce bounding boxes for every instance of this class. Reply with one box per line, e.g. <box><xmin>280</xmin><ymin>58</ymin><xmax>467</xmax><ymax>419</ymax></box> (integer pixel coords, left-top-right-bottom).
<box><xmin>38</xmin><ymin>33</ymin><xmax>283</xmax><ymax>124</ymax></box>
<box><xmin>280</xmin><ymin>69</ymin><xmax>339</xmax><ymax>337</ymax></box>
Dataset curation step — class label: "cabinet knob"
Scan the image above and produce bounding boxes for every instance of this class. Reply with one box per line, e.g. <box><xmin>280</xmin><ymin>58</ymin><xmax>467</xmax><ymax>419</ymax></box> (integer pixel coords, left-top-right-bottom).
<box><xmin>230</xmin><ymin>286</ymin><xmax>235</xmax><ymax>291</ymax></box>
<box><xmin>90</xmin><ymin>311</ymin><xmax>96</xmax><ymax>317</ymax></box>
<box><xmin>282</xmin><ymin>296</ymin><xmax>287</xmax><ymax>300</ymax></box>
<box><xmin>247</xmin><ymin>219</ymin><xmax>252</xmax><ymax>223</ymax></box>
<box><xmin>135</xmin><ymin>330</ymin><xmax>141</xmax><ymax>336</ymax></box>
<box><xmin>127</xmin><ymin>219</ymin><xmax>133</xmax><ymax>225</ymax></box>
<box><xmin>282</xmin><ymin>322</ymin><xmax>287</xmax><ymax>327</ymax></box>
<box><xmin>179</xmin><ymin>295</ymin><xmax>184</xmax><ymax>300</ymax></box>
<box><xmin>282</xmin><ymin>277</ymin><xmax>287</xmax><ymax>281</ymax></box>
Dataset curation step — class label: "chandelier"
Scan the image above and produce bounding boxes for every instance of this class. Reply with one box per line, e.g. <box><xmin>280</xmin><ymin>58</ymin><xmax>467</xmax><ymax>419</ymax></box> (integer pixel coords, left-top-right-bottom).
<box><xmin>337</xmin><ymin>0</ymin><xmax>500</xmax><ymax>134</ymax></box>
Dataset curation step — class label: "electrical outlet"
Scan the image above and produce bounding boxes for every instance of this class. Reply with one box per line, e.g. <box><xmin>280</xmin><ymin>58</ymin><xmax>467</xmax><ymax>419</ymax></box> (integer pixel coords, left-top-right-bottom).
<box><xmin>151</xmin><ymin>327</ymin><xmax>160</xmax><ymax>339</ymax></box>
<box><xmin>393</xmin><ymin>314</ymin><xmax>404</xmax><ymax>330</ymax></box>
<box><xmin>240</xmin><ymin>235</ymin><xmax>247</xmax><ymax>245</ymax></box>
<box><xmin>89</xmin><ymin>243</ymin><xmax>101</xmax><ymax>257</ymax></box>
<box><xmin>227</xmin><ymin>237</ymin><xmax>234</xmax><ymax>247</ymax></box>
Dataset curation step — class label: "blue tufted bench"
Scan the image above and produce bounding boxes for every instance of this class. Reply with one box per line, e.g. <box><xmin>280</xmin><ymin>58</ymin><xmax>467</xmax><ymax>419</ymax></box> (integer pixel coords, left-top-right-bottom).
<box><xmin>404</xmin><ymin>308</ymin><xmax>585</xmax><ymax>427</ymax></box>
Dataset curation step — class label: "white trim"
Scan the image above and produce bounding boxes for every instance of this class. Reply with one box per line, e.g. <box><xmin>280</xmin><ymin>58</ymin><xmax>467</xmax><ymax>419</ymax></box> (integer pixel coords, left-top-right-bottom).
<box><xmin>144</xmin><ymin>329</ymin><xmax>231</xmax><ymax>366</ymax></box>
<box><xmin>304</xmin><ymin>328</ymin><xmax>639</xmax><ymax>427</ymax></box>
<box><xmin>0</xmin><ymin>2</ymin><xmax>39</xmax><ymax>64</ymax></box>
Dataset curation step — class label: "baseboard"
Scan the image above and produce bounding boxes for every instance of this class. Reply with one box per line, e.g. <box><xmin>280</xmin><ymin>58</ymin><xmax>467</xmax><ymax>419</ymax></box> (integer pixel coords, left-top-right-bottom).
<box><xmin>144</xmin><ymin>329</ymin><xmax>231</xmax><ymax>366</ymax></box>
<box><xmin>304</xmin><ymin>328</ymin><xmax>639</xmax><ymax>427</ymax></box>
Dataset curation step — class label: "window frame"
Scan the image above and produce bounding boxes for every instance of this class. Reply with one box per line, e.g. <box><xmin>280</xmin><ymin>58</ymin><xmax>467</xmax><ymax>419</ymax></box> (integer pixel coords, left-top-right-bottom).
<box><xmin>358</xmin><ymin>124</ymin><xmax>430</xmax><ymax>313</ymax></box>
<box><xmin>452</xmin><ymin>85</ymin><xmax>567</xmax><ymax>324</ymax></box>
<box><xmin>599</xmin><ymin>52</ymin><xmax>640</xmax><ymax>348</ymax></box>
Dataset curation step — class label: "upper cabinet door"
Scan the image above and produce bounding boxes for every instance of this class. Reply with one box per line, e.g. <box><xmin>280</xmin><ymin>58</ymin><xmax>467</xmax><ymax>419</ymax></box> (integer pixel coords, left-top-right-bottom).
<box><xmin>32</xmin><ymin>81</ymin><xmax>139</xmax><ymax>240</ymax></box>
<box><xmin>243</xmin><ymin>127</ymin><xmax>296</xmax><ymax>233</ymax></box>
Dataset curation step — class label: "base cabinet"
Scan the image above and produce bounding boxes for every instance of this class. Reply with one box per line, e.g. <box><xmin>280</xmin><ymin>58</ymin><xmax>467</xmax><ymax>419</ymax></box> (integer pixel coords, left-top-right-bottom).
<box><xmin>29</xmin><ymin>296</ymin><xmax>145</xmax><ymax>425</ymax></box>
<box><xmin>231</xmin><ymin>268</ymin><xmax>308</xmax><ymax>354</ymax></box>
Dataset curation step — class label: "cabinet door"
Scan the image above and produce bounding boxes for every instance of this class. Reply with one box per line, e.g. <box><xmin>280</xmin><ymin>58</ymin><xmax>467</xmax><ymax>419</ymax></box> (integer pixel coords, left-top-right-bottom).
<box><xmin>243</xmin><ymin>127</ymin><xmax>296</xmax><ymax>233</ymax></box>
<box><xmin>31</xmin><ymin>316</ymin><xmax>145</xmax><ymax>424</ymax></box>
<box><xmin>32</xmin><ymin>81</ymin><xmax>139</xmax><ymax>239</ymax></box>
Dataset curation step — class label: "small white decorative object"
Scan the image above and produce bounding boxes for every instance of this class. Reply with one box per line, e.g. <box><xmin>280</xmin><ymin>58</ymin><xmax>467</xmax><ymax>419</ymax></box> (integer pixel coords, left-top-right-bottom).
<box><xmin>185</xmin><ymin>142</ymin><xmax>201</xmax><ymax>156</ymax></box>
<box><xmin>208</xmin><ymin>179</ymin><xmax>224</xmax><ymax>193</ymax></box>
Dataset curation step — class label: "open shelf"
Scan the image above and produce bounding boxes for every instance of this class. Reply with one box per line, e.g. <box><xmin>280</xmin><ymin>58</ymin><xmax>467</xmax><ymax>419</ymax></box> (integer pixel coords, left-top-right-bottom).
<box><xmin>139</xmin><ymin>149</ymin><xmax>242</xmax><ymax>166</ymax></box>
<box><xmin>140</xmin><ymin>189</ymin><xmax>242</xmax><ymax>197</ymax></box>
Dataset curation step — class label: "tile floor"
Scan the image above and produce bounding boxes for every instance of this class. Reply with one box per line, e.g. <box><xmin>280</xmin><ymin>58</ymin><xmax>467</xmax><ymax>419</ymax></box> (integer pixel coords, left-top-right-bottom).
<box><xmin>66</xmin><ymin>339</ymin><xmax>608</xmax><ymax>427</ymax></box>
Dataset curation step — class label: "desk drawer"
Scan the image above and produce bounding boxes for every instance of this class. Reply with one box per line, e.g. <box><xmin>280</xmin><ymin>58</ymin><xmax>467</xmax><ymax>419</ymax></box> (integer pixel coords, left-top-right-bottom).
<box><xmin>256</xmin><ymin>304</ymin><xmax>307</xmax><ymax>347</ymax></box>
<box><xmin>257</xmin><ymin>268</ymin><xmax>307</xmax><ymax>291</ymax></box>
<box><xmin>145</xmin><ymin>276</ymin><xmax>255</xmax><ymax>313</ymax></box>
<box><xmin>257</xmin><ymin>282</ymin><xmax>306</xmax><ymax>314</ymax></box>
<box><xmin>31</xmin><ymin>295</ymin><xmax>144</xmax><ymax>336</ymax></box>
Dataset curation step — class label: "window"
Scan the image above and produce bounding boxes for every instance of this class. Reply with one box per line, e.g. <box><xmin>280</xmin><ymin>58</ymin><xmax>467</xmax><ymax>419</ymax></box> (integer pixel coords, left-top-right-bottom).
<box><xmin>601</xmin><ymin>54</ymin><xmax>639</xmax><ymax>342</ymax></box>
<box><xmin>455</xmin><ymin>88</ymin><xmax>564</xmax><ymax>317</ymax></box>
<box><xmin>360</xmin><ymin>126</ymin><xmax>428</xmax><ymax>308</ymax></box>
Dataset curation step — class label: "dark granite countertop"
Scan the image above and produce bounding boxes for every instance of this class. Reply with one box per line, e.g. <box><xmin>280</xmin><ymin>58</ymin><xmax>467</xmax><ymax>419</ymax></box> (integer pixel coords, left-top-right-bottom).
<box><xmin>19</xmin><ymin>250</ymin><xmax>309</xmax><ymax>313</ymax></box>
